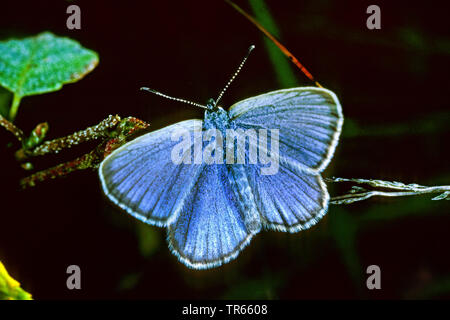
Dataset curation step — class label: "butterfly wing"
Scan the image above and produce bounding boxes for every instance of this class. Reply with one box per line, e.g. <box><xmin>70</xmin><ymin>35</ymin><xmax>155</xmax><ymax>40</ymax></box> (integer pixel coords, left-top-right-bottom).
<box><xmin>228</xmin><ymin>87</ymin><xmax>343</xmax><ymax>231</ymax></box>
<box><xmin>244</xmin><ymin>161</ymin><xmax>328</xmax><ymax>232</ymax></box>
<box><xmin>99</xmin><ymin>119</ymin><xmax>203</xmax><ymax>227</ymax></box>
<box><xmin>167</xmin><ymin>163</ymin><xmax>253</xmax><ymax>269</ymax></box>
<box><xmin>229</xmin><ymin>87</ymin><xmax>343</xmax><ymax>173</ymax></box>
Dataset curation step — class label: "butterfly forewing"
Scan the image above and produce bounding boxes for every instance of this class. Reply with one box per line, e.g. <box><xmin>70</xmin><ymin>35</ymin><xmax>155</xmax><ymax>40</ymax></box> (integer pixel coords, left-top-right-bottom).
<box><xmin>227</xmin><ymin>87</ymin><xmax>343</xmax><ymax>232</ymax></box>
<box><xmin>229</xmin><ymin>87</ymin><xmax>343</xmax><ymax>174</ymax></box>
<box><xmin>99</xmin><ymin>120</ymin><xmax>203</xmax><ymax>227</ymax></box>
<box><xmin>243</xmin><ymin>160</ymin><xmax>329</xmax><ymax>232</ymax></box>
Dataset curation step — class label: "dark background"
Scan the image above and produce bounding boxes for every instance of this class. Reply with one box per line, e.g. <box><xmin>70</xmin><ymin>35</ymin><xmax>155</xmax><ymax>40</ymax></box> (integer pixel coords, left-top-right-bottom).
<box><xmin>0</xmin><ymin>0</ymin><xmax>449</xmax><ymax>299</ymax></box>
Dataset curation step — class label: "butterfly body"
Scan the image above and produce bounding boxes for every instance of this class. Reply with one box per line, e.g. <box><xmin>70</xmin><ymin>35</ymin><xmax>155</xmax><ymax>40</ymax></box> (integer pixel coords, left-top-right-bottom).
<box><xmin>100</xmin><ymin>87</ymin><xmax>343</xmax><ymax>269</ymax></box>
<box><xmin>227</xmin><ymin>164</ymin><xmax>262</xmax><ymax>233</ymax></box>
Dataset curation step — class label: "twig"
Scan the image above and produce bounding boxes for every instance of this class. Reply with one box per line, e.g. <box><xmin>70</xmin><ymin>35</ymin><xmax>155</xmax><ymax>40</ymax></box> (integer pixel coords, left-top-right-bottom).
<box><xmin>225</xmin><ymin>0</ymin><xmax>322</xmax><ymax>87</ymax></box>
<box><xmin>19</xmin><ymin>116</ymin><xmax>150</xmax><ymax>189</ymax></box>
<box><xmin>0</xmin><ymin>114</ymin><xmax>25</xmax><ymax>141</ymax></box>
<box><xmin>20</xmin><ymin>141</ymin><xmax>107</xmax><ymax>188</ymax></box>
<box><xmin>15</xmin><ymin>114</ymin><xmax>122</xmax><ymax>161</ymax></box>
<box><xmin>326</xmin><ymin>177</ymin><xmax>450</xmax><ymax>205</ymax></box>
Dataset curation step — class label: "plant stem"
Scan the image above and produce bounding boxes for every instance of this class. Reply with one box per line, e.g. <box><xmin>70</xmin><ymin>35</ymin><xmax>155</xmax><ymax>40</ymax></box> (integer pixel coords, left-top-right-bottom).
<box><xmin>16</xmin><ymin>114</ymin><xmax>121</xmax><ymax>161</ymax></box>
<box><xmin>8</xmin><ymin>94</ymin><xmax>22</xmax><ymax>121</ymax></box>
<box><xmin>19</xmin><ymin>116</ymin><xmax>150</xmax><ymax>188</ymax></box>
<box><xmin>248</xmin><ymin>0</ymin><xmax>298</xmax><ymax>88</ymax></box>
<box><xmin>0</xmin><ymin>114</ymin><xmax>25</xmax><ymax>141</ymax></box>
<box><xmin>20</xmin><ymin>146</ymin><xmax>104</xmax><ymax>188</ymax></box>
<box><xmin>326</xmin><ymin>177</ymin><xmax>450</xmax><ymax>205</ymax></box>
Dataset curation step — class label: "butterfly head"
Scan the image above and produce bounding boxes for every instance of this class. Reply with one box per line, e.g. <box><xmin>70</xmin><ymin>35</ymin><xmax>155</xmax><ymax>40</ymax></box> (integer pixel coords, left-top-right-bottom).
<box><xmin>206</xmin><ymin>98</ymin><xmax>218</xmax><ymax>111</ymax></box>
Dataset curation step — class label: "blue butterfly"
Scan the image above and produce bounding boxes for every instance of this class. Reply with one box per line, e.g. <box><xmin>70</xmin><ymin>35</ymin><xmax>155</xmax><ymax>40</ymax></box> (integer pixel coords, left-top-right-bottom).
<box><xmin>99</xmin><ymin>47</ymin><xmax>343</xmax><ymax>269</ymax></box>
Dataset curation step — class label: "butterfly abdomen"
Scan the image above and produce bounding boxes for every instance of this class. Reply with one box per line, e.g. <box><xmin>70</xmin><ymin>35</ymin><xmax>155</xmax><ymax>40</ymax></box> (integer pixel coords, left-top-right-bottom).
<box><xmin>227</xmin><ymin>164</ymin><xmax>261</xmax><ymax>234</ymax></box>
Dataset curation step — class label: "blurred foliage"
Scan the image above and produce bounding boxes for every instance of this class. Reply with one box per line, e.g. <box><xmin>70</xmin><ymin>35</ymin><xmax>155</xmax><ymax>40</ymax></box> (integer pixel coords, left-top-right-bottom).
<box><xmin>136</xmin><ymin>223</ymin><xmax>161</xmax><ymax>258</ymax></box>
<box><xmin>248</xmin><ymin>0</ymin><xmax>298</xmax><ymax>88</ymax></box>
<box><xmin>0</xmin><ymin>261</ymin><xmax>32</xmax><ymax>300</ymax></box>
<box><xmin>0</xmin><ymin>32</ymin><xmax>99</xmax><ymax>120</ymax></box>
<box><xmin>359</xmin><ymin>195</ymin><xmax>447</xmax><ymax>223</ymax></box>
<box><xmin>415</xmin><ymin>277</ymin><xmax>450</xmax><ymax>299</ymax></box>
<box><xmin>329</xmin><ymin>208</ymin><xmax>363</xmax><ymax>290</ymax></box>
<box><xmin>343</xmin><ymin>112</ymin><xmax>450</xmax><ymax>138</ymax></box>
<box><xmin>222</xmin><ymin>273</ymin><xmax>284</xmax><ymax>299</ymax></box>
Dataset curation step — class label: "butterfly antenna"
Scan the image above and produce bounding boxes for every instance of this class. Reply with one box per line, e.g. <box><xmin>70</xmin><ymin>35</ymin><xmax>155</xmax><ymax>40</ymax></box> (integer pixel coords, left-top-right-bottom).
<box><xmin>215</xmin><ymin>45</ymin><xmax>255</xmax><ymax>106</ymax></box>
<box><xmin>140</xmin><ymin>87</ymin><xmax>208</xmax><ymax>110</ymax></box>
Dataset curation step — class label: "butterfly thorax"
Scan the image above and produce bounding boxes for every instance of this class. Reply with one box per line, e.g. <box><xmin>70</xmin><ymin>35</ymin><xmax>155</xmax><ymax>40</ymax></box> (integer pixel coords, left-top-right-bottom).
<box><xmin>203</xmin><ymin>105</ymin><xmax>230</xmax><ymax>134</ymax></box>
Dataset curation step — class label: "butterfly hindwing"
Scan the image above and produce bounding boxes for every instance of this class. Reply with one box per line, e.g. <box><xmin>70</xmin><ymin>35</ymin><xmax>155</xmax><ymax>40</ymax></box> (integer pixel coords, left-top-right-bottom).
<box><xmin>244</xmin><ymin>160</ymin><xmax>329</xmax><ymax>232</ymax></box>
<box><xmin>167</xmin><ymin>163</ymin><xmax>253</xmax><ymax>269</ymax></box>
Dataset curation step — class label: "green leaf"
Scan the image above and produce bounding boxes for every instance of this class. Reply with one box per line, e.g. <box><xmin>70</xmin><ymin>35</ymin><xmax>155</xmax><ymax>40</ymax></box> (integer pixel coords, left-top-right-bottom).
<box><xmin>0</xmin><ymin>261</ymin><xmax>32</xmax><ymax>300</ymax></box>
<box><xmin>117</xmin><ymin>272</ymin><xmax>142</xmax><ymax>291</ymax></box>
<box><xmin>413</xmin><ymin>276</ymin><xmax>450</xmax><ymax>299</ymax></box>
<box><xmin>0</xmin><ymin>32</ymin><xmax>99</xmax><ymax>120</ymax></box>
